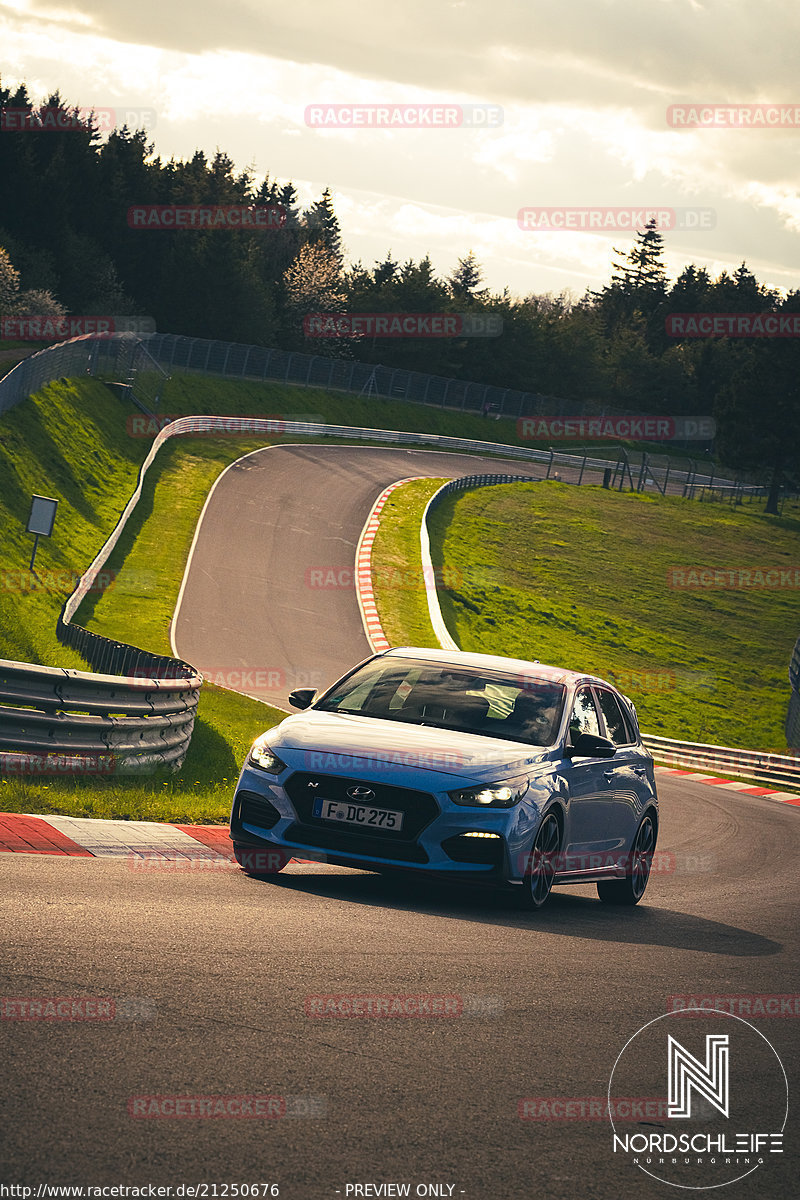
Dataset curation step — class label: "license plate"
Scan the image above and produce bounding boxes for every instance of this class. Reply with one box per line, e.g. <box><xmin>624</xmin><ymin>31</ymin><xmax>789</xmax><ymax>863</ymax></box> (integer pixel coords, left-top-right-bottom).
<box><xmin>312</xmin><ymin>798</ymin><xmax>404</xmax><ymax>831</ymax></box>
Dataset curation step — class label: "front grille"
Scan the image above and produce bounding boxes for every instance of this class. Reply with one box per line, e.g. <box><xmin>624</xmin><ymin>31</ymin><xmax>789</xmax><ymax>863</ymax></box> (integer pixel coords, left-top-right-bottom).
<box><xmin>284</xmin><ymin>822</ymin><xmax>429</xmax><ymax>863</ymax></box>
<box><xmin>283</xmin><ymin>771</ymin><xmax>440</xmax><ymax>840</ymax></box>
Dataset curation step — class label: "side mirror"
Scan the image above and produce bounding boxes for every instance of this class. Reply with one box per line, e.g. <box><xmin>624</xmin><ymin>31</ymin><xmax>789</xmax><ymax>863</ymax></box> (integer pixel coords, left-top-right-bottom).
<box><xmin>565</xmin><ymin>731</ymin><xmax>616</xmax><ymax>759</ymax></box>
<box><xmin>288</xmin><ymin>687</ymin><xmax>317</xmax><ymax>711</ymax></box>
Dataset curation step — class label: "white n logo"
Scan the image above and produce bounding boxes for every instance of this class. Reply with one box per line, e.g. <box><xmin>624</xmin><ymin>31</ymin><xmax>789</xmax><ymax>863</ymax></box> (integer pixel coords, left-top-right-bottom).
<box><xmin>667</xmin><ymin>1034</ymin><xmax>729</xmax><ymax>1119</ymax></box>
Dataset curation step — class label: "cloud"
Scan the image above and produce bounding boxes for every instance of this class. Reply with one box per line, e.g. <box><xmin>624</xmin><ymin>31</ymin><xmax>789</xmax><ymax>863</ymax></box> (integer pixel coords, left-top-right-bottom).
<box><xmin>0</xmin><ymin>0</ymin><xmax>797</xmax><ymax>298</ymax></box>
<box><xmin>7</xmin><ymin>0</ymin><xmax>800</xmax><ymax>107</ymax></box>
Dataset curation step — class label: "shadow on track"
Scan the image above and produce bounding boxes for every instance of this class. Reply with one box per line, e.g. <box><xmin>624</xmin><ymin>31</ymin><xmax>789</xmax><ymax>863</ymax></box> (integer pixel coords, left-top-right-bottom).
<box><xmin>237</xmin><ymin>868</ymin><xmax>780</xmax><ymax>958</ymax></box>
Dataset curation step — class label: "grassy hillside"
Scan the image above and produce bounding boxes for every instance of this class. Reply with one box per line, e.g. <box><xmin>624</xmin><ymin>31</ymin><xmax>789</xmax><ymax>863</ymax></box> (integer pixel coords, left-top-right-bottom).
<box><xmin>427</xmin><ymin>482</ymin><xmax>799</xmax><ymax>750</ymax></box>
<box><xmin>1</xmin><ymin>371</ymin><xmax>794</xmax><ymax>821</ymax></box>
<box><xmin>0</xmin><ymin>379</ymin><xmax>286</xmax><ymax>820</ymax></box>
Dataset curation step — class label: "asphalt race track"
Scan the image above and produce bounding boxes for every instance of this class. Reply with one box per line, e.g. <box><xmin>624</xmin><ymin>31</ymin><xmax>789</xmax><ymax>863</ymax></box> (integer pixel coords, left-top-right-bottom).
<box><xmin>2</xmin><ymin>443</ymin><xmax>798</xmax><ymax>1199</ymax></box>
<box><xmin>2</xmin><ymin>784</ymin><xmax>798</xmax><ymax>1199</ymax></box>
<box><xmin>171</xmin><ymin>444</ymin><xmax>542</xmax><ymax>710</ymax></box>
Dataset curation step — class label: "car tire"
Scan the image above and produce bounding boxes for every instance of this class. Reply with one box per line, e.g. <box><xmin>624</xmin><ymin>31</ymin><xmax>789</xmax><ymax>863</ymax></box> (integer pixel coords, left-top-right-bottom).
<box><xmin>233</xmin><ymin>844</ymin><xmax>290</xmax><ymax>877</ymax></box>
<box><xmin>518</xmin><ymin>812</ymin><xmax>561</xmax><ymax>911</ymax></box>
<box><xmin>596</xmin><ymin>813</ymin><xmax>656</xmax><ymax>905</ymax></box>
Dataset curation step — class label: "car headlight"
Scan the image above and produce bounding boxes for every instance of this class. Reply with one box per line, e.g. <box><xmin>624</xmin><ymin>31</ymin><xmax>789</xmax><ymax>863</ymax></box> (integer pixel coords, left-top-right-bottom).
<box><xmin>248</xmin><ymin>735</ymin><xmax>287</xmax><ymax>775</ymax></box>
<box><xmin>448</xmin><ymin>779</ymin><xmax>528</xmax><ymax>808</ymax></box>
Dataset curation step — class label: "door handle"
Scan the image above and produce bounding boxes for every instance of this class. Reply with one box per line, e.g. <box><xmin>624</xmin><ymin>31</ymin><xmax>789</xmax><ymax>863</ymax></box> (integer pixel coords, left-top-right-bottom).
<box><xmin>633</xmin><ymin>766</ymin><xmax>647</xmax><ymax>776</ymax></box>
<box><xmin>603</xmin><ymin>770</ymin><xmax>615</xmax><ymax>781</ymax></box>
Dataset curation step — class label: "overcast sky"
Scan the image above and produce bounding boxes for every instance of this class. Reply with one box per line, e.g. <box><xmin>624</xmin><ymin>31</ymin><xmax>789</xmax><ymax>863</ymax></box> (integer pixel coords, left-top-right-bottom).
<box><xmin>2</xmin><ymin>0</ymin><xmax>798</xmax><ymax>299</ymax></box>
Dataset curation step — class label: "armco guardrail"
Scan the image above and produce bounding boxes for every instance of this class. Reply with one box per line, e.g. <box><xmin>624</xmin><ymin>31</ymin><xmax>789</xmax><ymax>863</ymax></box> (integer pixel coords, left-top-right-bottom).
<box><xmin>642</xmin><ymin>735</ymin><xmax>800</xmax><ymax>790</ymax></box>
<box><xmin>0</xmin><ymin>659</ymin><xmax>199</xmax><ymax>775</ymax></box>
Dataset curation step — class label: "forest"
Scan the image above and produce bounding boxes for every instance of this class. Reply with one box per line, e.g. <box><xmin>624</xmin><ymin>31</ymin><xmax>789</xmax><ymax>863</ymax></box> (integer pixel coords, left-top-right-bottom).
<box><xmin>1</xmin><ymin>82</ymin><xmax>798</xmax><ymax>505</ymax></box>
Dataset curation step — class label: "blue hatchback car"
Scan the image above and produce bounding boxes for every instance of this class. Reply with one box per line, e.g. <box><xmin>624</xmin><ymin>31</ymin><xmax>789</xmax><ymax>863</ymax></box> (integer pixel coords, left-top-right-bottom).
<box><xmin>229</xmin><ymin>647</ymin><xmax>659</xmax><ymax>909</ymax></box>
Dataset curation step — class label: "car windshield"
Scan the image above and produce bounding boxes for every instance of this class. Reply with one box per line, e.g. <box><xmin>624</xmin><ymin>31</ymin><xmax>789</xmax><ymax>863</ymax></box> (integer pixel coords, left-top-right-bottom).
<box><xmin>316</xmin><ymin>657</ymin><xmax>566</xmax><ymax>747</ymax></box>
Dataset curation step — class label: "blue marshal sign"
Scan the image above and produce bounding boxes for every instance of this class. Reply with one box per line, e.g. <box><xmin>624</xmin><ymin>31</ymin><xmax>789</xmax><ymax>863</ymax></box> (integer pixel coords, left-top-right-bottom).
<box><xmin>27</xmin><ymin>495</ymin><xmax>58</xmax><ymax>537</ymax></box>
<box><xmin>26</xmin><ymin>494</ymin><xmax>58</xmax><ymax>571</ymax></box>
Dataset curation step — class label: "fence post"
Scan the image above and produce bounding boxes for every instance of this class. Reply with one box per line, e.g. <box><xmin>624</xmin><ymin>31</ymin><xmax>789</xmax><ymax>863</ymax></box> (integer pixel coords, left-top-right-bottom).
<box><xmin>637</xmin><ymin>453</ymin><xmax>647</xmax><ymax>492</ymax></box>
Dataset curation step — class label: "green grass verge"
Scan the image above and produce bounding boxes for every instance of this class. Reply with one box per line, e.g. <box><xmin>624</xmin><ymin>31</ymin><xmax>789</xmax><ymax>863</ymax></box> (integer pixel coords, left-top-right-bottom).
<box><xmin>428</xmin><ymin>482</ymin><xmax>799</xmax><ymax>751</ymax></box>
<box><xmin>0</xmin><ymin>382</ymin><xmax>288</xmax><ymax>821</ymax></box>
<box><xmin>370</xmin><ymin>479</ymin><xmax>448</xmax><ymax>648</ymax></box>
<box><xmin>0</xmin><ymin>377</ymin><xmax>144</xmax><ymax>670</ymax></box>
<box><xmin>367</xmin><ymin>475</ymin><xmax>799</xmax><ymax>752</ymax></box>
<box><xmin>0</xmin><ymin>370</ymin><xmax>792</xmax><ymax>820</ymax></box>
<box><xmin>154</xmin><ymin>372</ymin><xmax>707</xmax><ymax>469</ymax></box>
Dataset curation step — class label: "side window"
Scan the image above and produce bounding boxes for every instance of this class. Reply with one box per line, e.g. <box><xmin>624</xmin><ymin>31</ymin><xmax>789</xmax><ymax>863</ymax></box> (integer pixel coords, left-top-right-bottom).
<box><xmin>569</xmin><ymin>688</ymin><xmax>601</xmax><ymax>738</ymax></box>
<box><xmin>596</xmin><ymin>689</ymin><xmax>633</xmax><ymax>745</ymax></box>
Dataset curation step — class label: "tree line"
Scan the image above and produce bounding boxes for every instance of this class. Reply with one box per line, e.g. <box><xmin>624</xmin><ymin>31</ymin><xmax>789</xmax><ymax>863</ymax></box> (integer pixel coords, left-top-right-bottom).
<box><xmin>0</xmin><ymin>82</ymin><xmax>797</xmax><ymax>506</ymax></box>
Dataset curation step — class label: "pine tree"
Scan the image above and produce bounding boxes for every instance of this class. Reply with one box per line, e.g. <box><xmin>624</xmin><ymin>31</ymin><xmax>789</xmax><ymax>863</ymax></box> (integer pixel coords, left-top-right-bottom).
<box><xmin>448</xmin><ymin>250</ymin><xmax>484</xmax><ymax>299</ymax></box>
<box><xmin>610</xmin><ymin>218</ymin><xmax>667</xmax><ymax>296</ymax></box>
<box><xmin>302</xmin><ymin>187</ymin><xmax>343</xmax><ymax>266</ymax></box>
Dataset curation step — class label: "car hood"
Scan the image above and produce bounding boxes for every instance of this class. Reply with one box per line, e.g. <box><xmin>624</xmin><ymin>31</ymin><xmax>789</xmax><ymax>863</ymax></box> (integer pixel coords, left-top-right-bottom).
<box><xmin>265</xmin><ymin>709</ymin><xmax>550</xmax><ymax>784</ymax></box>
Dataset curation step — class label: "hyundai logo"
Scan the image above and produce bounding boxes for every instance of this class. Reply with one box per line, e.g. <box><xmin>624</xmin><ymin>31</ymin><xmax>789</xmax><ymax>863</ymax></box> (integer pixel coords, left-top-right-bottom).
<box><xmin>347</xmin><ymin>786</ymin><xmax>375</xmax><ymax>801</ymax></box>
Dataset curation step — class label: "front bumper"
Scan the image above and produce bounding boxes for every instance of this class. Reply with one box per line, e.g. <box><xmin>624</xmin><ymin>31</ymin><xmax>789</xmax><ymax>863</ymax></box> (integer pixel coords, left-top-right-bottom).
<box><xmin>229</xmin><ymin>763</ymin><xmax>542</xmax><ymax>881</ymax></box>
